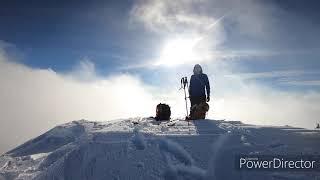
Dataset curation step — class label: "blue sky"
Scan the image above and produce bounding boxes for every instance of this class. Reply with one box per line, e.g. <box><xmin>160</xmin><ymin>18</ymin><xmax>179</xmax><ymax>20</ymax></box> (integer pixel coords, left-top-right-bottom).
<box><xmin>1</xmin><ymin>0</ymin><xmax>320</xmax><ymax>153</ymax></box>
<box><xmin>1</xmin><ymin>0</ymin><xmax>320</xmax><ymax>88</ymax></box>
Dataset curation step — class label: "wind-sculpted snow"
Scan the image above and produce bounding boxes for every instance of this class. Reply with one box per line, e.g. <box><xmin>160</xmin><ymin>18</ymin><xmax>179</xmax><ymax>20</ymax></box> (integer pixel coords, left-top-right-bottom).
<box><xmin>0</xmin><ymin>118</ymin><xmax>319</xmax><ymax>180</ymax></box>
<box><xmin>7</xmin><ymin>121</ymin><xmax>87</xmax><ymax>157</ymax></box>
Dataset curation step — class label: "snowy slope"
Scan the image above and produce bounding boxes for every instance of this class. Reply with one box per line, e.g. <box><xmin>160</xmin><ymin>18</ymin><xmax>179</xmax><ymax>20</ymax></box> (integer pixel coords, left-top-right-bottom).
<box><xmin>0</xmin><ymin>118</ymin><xmax>319</xmax><ymax>180</ymax></box>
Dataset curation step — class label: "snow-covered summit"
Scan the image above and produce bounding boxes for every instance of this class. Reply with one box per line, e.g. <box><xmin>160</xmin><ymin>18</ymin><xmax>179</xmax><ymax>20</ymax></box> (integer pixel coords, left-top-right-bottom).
<box><xmin>0</xmin><ymin>118</ymin><xmax>319</xmax><ymax>180</ymax></box>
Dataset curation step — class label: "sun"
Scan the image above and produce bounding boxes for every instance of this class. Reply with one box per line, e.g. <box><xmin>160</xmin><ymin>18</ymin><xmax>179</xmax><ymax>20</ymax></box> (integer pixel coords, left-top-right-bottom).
<box><xmin>155</xmin><ymin>37</ymin><xmax>201</xmax><ymax>66</ymax></box>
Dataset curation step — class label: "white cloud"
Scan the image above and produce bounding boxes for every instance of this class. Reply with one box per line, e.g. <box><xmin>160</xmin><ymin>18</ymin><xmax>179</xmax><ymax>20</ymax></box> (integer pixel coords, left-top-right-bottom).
<box><xmin>130</xmin><ymin>0</ymin><xmax>280</xmax><ymax>40</ymax></box>
<box><xmin>210</xmin><ymin>81</ymin><xmax>320</xmax><ymax>129</ymax></box>
<box><xmin>69</xmin><ymin>57</ymin><xmax>97</xmax><ymax>81</ymax></box>
<box><xmin>280</xmin><ymin>80</ymin><xmax>320</xmax><ymax>86</ymax></box>
<box><xmin>0</xmin><ymin>53</ymin><xmax>173</xmax><ymax>154</ymax></box>
<box><xmin>225</xmin><ymin>70</ymin><xmax>320</xmax><ymax>80</ymax></box>
<box><xmin>130</xmin><ymin>0</ymin><xmax>216</xmax><ymax>34</ymax></box>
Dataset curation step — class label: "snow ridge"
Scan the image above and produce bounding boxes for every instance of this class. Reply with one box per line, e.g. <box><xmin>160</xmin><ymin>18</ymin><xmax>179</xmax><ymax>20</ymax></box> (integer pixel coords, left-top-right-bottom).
<box><xmin>0</xmin><ymin>118</ymin><xmax>319</xmax><ymax>180</ymax></box>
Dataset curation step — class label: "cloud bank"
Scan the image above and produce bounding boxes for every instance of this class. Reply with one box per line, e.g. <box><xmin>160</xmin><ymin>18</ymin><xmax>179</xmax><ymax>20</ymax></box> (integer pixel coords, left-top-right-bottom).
<box><xmin>0</xmin><ymin>51</ymin><xmax>164</xmax><ymax>154</ymax></box>
<box><xmin>211</xmin><ymin>72</ymin><xmax>320</xmax><ymax>129</ymax></box>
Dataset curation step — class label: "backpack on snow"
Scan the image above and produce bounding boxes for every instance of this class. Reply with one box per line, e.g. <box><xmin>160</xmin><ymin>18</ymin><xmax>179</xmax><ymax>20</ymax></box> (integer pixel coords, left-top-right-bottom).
<box><xmin>188</xmin><ymin>102</ymin><xmax>209</xmax><ymax>120</ymax></box>
<box><xmin>155</xmin><ymin>103</ymin><xmax>171</xmax><ymax>121</ymax></box>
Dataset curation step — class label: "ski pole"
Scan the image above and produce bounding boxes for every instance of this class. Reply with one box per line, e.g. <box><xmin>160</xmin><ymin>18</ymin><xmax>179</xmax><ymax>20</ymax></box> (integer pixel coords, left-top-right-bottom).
<box><xmin>180</xmin><ymin>77</ymin><xmax>189</xmax><ymax>117</ymax></box>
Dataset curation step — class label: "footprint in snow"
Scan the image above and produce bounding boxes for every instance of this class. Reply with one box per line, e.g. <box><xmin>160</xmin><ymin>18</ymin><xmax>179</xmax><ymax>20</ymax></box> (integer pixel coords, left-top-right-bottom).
<box><xmin>130</xmin><ymin>128</ymin><xmax>146</xmax><ymax>150</ymax></box>
<box><xmin>158</xmin><ymin>138</ymin><xmax>194</xmax><ymax>166</ymax></box>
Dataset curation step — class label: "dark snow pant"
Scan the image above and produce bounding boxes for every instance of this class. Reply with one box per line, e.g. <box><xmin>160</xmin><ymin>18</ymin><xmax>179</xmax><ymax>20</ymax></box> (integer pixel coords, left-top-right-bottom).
<box><xmin>189</xmin><ymin>96</ymin><xmax>206</xmax><ymax>114</ymax></box>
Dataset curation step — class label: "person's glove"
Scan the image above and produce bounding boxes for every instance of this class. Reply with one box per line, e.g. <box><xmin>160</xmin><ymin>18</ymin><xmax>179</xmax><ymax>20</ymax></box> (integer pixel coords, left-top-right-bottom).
<box><xmin>206</xmin><ymin>96</ymin><xmax>210</xmax><ymax>102</ymax></box>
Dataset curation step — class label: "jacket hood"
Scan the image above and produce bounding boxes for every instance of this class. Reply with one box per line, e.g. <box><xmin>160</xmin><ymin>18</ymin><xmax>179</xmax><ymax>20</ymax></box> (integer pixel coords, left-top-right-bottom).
<box><xmin>193</xmin><ymin>64</ymin><xmax>203</xmax><ymax>74</ymax></box>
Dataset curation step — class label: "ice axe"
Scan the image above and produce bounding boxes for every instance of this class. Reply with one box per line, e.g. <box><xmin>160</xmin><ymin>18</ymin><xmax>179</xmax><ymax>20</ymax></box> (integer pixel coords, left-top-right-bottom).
<box><xmin>180</xmin><ymin>77</ymin><xmax>189</xmax><ymax>117</ymax></box>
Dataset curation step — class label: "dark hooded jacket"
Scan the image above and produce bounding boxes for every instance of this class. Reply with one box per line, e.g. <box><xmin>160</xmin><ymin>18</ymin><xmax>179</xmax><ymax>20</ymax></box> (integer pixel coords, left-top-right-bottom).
<box><xmin>189</xmin><ymin>64</ymin><xmax>210</xmax><ymax>97</ymax></box>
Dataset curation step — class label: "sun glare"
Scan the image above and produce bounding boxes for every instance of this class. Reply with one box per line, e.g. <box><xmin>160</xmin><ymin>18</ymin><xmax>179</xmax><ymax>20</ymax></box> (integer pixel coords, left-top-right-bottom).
<box><xmin>155</xmin><ymin>37</ymin><xmax>201</xmax><ymax>66</ymax></box>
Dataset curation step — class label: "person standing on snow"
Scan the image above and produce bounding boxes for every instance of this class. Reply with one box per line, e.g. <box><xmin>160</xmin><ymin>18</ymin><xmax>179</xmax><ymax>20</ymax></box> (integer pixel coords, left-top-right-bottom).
<box><xmin>188</xmin><ymin>64</ymin><xmax>210</xmax><ymax>111</ymax></box>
